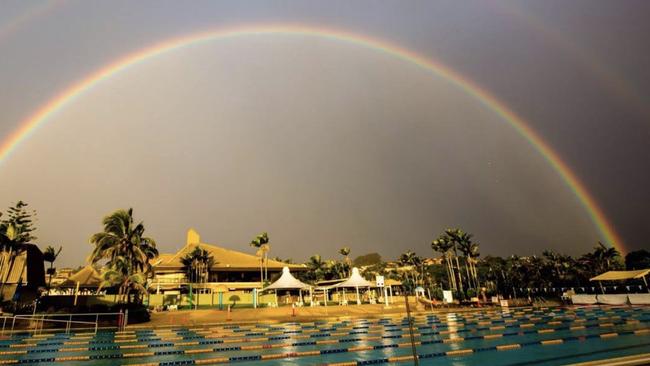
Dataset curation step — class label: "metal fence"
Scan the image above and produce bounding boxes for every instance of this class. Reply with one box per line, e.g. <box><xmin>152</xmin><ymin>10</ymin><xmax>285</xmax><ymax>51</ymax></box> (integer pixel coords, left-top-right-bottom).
<box><xmin>0</xmin><ymin>311</ymin><xmax>127</xmax><ymax>335</ymax></box>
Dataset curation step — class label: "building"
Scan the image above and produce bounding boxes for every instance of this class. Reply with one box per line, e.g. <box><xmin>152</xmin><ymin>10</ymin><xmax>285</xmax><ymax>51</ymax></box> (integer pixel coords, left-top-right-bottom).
<box><xmin>151</xmin><ymin>229</ymin><xmax>306</xmax><ymax>294</ymax></box>
<box><xmin>0</xmin><ymin>243</ymin><xmax>46</xmax><ymax>302</ymax></box>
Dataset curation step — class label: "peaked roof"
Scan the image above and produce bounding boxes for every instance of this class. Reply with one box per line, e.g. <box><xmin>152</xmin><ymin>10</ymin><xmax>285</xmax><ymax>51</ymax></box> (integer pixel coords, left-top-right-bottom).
<box><xmin>263</xmin><ymin>267</ymin><xmax>311</xmax><ymax>291</ymax></box>
<box><xmin>153</xmin><ymin>229</ymin><xmax>305</xmax><ymax>271</ymax></box>
<box><xmin>59</xmin><ymin>265</ymin><xmax>103</xmax><ymax>287</ymax></box>
<box><xmin>590</xmin><ymin>269</ymin><xmax>650</xmax><ymax>281</ymax></box>
<box><xmin>331</xmin><ymin>267</ymin><xmax>375</xmax><ymax>288</ymax></box>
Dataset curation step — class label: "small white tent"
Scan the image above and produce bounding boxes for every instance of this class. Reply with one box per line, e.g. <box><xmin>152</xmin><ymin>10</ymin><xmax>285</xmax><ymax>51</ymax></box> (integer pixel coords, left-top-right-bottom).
<box><xmin>261</xmin><ymin>267</ymin><xmax>312</xmax><ymax>306</ymax></box>
<box><xmin>331</xmin><ymin>267</ymin><xmax>375</xmax><ymax>305</ymax></box>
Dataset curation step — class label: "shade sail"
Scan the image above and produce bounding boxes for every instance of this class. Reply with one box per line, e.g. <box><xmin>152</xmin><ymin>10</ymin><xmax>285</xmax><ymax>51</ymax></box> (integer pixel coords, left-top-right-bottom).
<box><xmin>262</xmin><ymin>267</ymin><xmax>311</xmax><ymax>291</ymax></box>
<box><xmin>590</xmin><ymin>269</ymin><xmax>650</xmax><ymax>281</ymax></box>
<box><xmin>331</xmin><ymin>267</ymin><xmax>375</xmax><ymax>288</ymax></box>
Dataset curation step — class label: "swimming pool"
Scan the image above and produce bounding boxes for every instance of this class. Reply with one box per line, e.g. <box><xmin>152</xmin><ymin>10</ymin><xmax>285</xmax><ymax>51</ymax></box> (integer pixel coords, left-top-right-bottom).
<box><xmin>0</xmin><ymin>306</ymin><xmax>648</xmax><ymax>365</ymax></box>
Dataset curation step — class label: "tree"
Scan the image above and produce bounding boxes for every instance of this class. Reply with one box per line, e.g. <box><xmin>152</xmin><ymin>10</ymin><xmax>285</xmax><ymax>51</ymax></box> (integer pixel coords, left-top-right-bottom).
<box><xmin>0</xmin><ymin>201</ymin><xmax>37</xmax><ymax>244</ymax></box>
<box><xmin>43</xmin><ymin>245</ymin><xmax>62</xmax><ymax>293</ymax></box>
<box><xmin>338</xmin><ymin>247</ymin><xmax>351</xmax><ymax>276</ymax></box>
<box><xmin>625</xmin><ymin>250</ymin><xmax>650</xmax><ymax>270</ymax></box>
<box><xmin>399</xmin><ymin>250</ymin><xmax>423</xmax><ymax>286</ymax></box>
<box><xmin>432</xmin><ymin>235</ymin><xmax>456</xmax><ymax>291</ymax></box>
<box><xmin>181</xmin><ymin>247</ymin><xmax>215</xmax><ymax>283</ymax></box>
<box><xmin>595</xmin><ymin>242</ymin><xmax>621</xmax><ymax>271</ymax></box>
<box><xmin>250</xmin><ymin>232</ymin><xmax>270</xmax><ymax>283</ymax></box>
<box><xmin>457</xmin><ymin>232</ymin><xmax>480</xmax><ymax>291</ymax></box>
<box><xmin>89</xmin><ymin>208</ymin><xmax>158</xmax><ymax>304</ymax></box>
<box><xmin>303</xmin><ymin>255</ymin><xmax>327</xmax><ymax>282</ymax></box>
<box><xmin>352</xmin><ymin>253</ymin><xmax>382</xmax><ymax>267</ymax></box>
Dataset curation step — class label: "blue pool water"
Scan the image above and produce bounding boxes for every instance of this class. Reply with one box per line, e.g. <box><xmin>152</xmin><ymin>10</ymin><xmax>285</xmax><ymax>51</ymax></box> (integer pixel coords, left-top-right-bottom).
<box><xmin>0</xmin><ymin>306</ymin><xmax>648</xmax><ymax>365</ymax></box>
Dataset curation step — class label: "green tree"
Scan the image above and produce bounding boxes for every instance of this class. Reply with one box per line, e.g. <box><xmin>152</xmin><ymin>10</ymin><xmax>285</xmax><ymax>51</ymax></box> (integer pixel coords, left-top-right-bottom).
<box><xmin>89</xmin><ymin>208</ymin><xmax>158</xmax><ymax>304</ymax></box>
<box><xmin>43</xmin><ymin>245</ymin><xmax>62</xmax><ymax>293</ymax></box>
<box><xmin>303</xmin><ymin>255</ymin><xmax>327</xmax><ymax>282</ymax></box>
<box><xmin>352</xmin><ymin>253</ymin><xmax>382</xmax><ymax>267</ymax></box>
<box><xmin>0</xmin><ymin>201</ymin><xmax>37</xmax><ymax>244</ymax></box>
<box><xmin>181</xmin><ymin>247</ymin><xmax>215</xmax><ymax>283</ymax></box>
<box><xmin>250</xmin><ymin>232</ymin><xmax>270</xmax><ymax>282</ymax></box>
<box><xmin>625</xmin><ymin>250</ymin><xmax>650</xmax><ymax>270</ymax></box>
<box><xmin>338</xmin><ymin>247</ymin><xmax>351</xmax><ymax>276</ymax></box>
<box><xmin>432</xmin><ymin>235</ymin><xmax>457</xmax><ymax>290</ymax></box>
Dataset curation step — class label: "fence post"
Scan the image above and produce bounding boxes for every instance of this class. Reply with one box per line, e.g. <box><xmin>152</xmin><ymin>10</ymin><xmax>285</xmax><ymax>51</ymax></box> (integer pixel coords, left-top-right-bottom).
<box><xmin>2</xmin><ymin>317</ymin><xmax>6</xmax><ymax>336</ymax></box>
<box><xmin>95</xmin><ymin>314</ymin><xmax>99</xmax><ymax>334</ymax></box>
<box><xmin>124</xmin><ymin>309</ymin><xmax>128</xmax><ymax>329</ymax></box>
<box><xmin>118</xmin><ymin>310</ymin><xmax>123</xmax><ymax>331</ymax></box>
<box><xmin>11</xmin><ymin>317</ymin><xmax>16</xmax><ymax>333</ymax></box>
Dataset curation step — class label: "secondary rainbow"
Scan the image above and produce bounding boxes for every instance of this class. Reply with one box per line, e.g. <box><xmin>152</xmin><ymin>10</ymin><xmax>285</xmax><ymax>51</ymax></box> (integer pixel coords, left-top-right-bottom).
<box><xmin>0</xmin><ymin>24</ymin><xmax>626</xmax><ymax>252</ymax></box>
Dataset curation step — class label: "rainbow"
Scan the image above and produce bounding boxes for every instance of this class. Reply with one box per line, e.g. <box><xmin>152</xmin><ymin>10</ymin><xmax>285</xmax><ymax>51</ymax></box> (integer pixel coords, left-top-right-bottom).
<box><xmin>0</xmin><ymin>24</ymin><xmax>626</xmax><ymax>253</ymax></box>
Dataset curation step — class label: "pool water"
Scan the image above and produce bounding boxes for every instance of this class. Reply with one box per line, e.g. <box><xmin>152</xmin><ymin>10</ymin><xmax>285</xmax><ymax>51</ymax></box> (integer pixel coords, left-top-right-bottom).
<box><xmin>0</xmin><ymin>306</ymin><xmax>648</xmax><ymax>365</ymax></box>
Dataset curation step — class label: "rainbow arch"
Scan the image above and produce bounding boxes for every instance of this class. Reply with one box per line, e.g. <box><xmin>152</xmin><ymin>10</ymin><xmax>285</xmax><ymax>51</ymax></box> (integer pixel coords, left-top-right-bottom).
<box><xmin>0</xmin><ymin>24</ymin><xmax>626</xmax><ymax>253</ymax></box>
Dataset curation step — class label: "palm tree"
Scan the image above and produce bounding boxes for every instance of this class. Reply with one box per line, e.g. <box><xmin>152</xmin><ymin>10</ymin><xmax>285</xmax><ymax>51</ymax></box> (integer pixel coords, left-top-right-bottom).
<box><xmin>305</xmin><ymin>255</ymin><xmax>327</xmax><ymax>282</ymax></box>
<box><xmin>593</xmin><ymin>242</ymin><xmax>620</xmax><ymax>273</ymax></box>
<box><xmin>99</xmin><ymin>259</ymin><xmax>148</xmax><ymax>304</ymax></box>
<box><xmin>457</xmin><ymin>233</ymin><xmax>479</xmax><ymax>291</ymax></box>
<box><xmin>444</xmin><ymin>229</ymin><xmax>465</xmax><ymax>292</ymax></box>
<box><xmin>432</xmin><ymin>236</ymin><xmax>456</xmax><ymax>290</ymax></box>
<box><xmin>250</xmin><ymin>232</ymin><xmax>270</xmax><ymax>282</ymax></box>
<box><xmin>89</xmin><ymin>208</ymin><xmax>158</xmax><ymax>304</ymax></box>
<box><xmin>339</xmin><ymin>247</ymin><xmax>351</xmax><ymax>276</ymax></box>
<box><xmin>399</xmin><ymin>250</ymin><xmax>423</xmax><ymax>285</ymax></box>
<box><xmin>181</xmin><ymin>247</ymin><xmax>215</xmax><ymax>283</ymax></box>
<box><xmin>43</xmin><ymin>245</ymin><xmax>62</xmax><ymax>293</ymax></box>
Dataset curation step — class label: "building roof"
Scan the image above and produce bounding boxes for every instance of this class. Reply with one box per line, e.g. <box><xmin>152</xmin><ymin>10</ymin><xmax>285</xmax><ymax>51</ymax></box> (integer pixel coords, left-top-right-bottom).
<box><xmin>59</xmin><ymin>265</ymin><xmax>103</xmax><ymax>287</ymax></box>
<box><xmin>590</xmin><ymin>269</ymin><xmax>650</xmax><ymax>281</ymax></box>
<box><xmin>263</xmin><ymin>267</ymin><xmax>311</xmax><ymax>291</ymax></box>
<box><xmin>153</xmin><ymin>229</ymin><xmax>306</xmax><ymax>271</ymax></box>
<box><xmin>2</xmin><ymin>243</ymin><xmax>44</xmax><ymax>285</ymax></box>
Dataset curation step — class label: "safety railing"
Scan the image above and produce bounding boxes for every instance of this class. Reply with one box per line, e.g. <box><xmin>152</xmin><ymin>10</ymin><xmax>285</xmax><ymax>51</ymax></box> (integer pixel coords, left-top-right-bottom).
<box><xmin>0</xmin><ymin>311</ymin><xmax>127</xmax><ymax>336</ymax></box>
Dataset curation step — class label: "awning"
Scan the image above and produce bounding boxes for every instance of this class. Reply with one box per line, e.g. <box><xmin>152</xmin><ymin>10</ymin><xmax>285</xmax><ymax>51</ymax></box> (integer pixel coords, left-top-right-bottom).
<box><xmin>590</xmin><ymin>269</ymin><xmax>650</xmax><ymax>281</ymax></box>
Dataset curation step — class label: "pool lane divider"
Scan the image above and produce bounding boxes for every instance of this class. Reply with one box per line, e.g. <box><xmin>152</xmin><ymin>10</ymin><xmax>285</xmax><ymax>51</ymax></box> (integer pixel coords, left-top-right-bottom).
<box><xmin>0</xmin><ymin>306</ymin><xmax>634</xmax><ymax>349</ymax></box>
<box><xmin>0</xmin><ymin>312</ymin><xmax>646</xmax><ymax>356</ymax></box>
<box><xmin>0</xmin><ymin>309</ymin><xmax>646</xmax><ymax>358</ymax></box>
<box><xmin>0</xmin><ymin>321</ymin><xmax>648</xmax><ymax>365</ymax></box>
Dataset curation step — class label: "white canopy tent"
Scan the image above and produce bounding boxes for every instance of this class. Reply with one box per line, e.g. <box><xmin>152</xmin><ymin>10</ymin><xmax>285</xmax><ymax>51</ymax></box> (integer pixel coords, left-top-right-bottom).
<box><xmin>329</xmin><ymin>267</ymin><xmax>375</xmax><ymax>305</ymax></box>
<box><xmin>261</xmin><ymin>267</ymin><xmax>312</xmax><ymax>306</ymax></box>
<box><xmin>590</xmin><ymin>269</ymin><xmax>650</xmax><ymax>294</ymax></box>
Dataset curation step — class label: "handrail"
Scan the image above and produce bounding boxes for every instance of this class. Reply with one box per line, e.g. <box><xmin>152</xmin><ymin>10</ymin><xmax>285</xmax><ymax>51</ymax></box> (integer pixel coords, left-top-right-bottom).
<box><xmin>1</xmin><ymin>311</ymin><xmax>126</xmax><ymax>335</ymax></box>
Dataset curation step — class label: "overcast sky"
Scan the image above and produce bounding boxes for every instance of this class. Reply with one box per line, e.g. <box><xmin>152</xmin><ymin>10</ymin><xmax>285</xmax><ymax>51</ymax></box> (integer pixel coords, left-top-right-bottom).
<box><xmin>0</xmin><ymin>1</ymin><xmax>648</xmax><ymax>267</ymax></box>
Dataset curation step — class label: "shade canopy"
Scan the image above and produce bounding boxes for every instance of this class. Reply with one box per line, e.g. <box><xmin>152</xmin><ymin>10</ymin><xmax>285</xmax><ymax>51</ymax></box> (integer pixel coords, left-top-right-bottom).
<box><xmin>262</xmin><ymin>267</ymin><xmax>311</xmax><ymax>291</ymax></box>
<box><xmin>590</xmin><ymin>269</ymin><xmax>650</xmax><ymax>282</ymax></box>
<box><xmin>331</xmin><ymin>267</ymin><xmax>375</xmax><ymax>288</ymax></box>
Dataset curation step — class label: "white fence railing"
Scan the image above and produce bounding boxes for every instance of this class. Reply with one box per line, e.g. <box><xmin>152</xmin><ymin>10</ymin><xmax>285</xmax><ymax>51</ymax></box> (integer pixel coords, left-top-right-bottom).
<box><xmin>0</xmin><ymin>311</ymin><xmax>127</xmax><ymax>335</ymax></box>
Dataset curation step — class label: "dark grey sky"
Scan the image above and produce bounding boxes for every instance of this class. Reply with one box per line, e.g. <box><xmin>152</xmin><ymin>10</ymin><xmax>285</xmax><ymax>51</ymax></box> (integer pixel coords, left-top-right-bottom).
<box><xmin>0</xmin><ymin>1</ymin><xmax>648</xmax><ymax>267</ymax></box>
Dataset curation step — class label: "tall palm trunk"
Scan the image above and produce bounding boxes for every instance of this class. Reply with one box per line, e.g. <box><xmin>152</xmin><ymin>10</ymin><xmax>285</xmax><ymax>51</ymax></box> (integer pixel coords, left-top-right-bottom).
<box><xmin>446</xmin><ymin>254</ymin><xmax>456</xmax><ymax>290</ymax></box>
<box><xmin>454</xmin><ymin>255</ymin><xmax>464</xmax><ymax>292</ymax></box>
<box><xmin>465</xmin><ymin>257</ymin><xmax>472</xmax><ymax>288</ymax></box>
<box><xmin>47</xmin><ymin>263</ymin><xmax>54</xmax><ymax>294</ymax></box>
<box><xmin>264</xmin><ymin>253</ymin><xmax>268</xmax><ymax>282</ymax></box>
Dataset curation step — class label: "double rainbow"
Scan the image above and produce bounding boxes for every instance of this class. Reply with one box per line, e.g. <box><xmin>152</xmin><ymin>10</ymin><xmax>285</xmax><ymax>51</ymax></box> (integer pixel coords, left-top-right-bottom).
<box><xmin>0</xmin><ymin>24</ymin><xmax>625</xmax><ymax>252</ymax></box>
